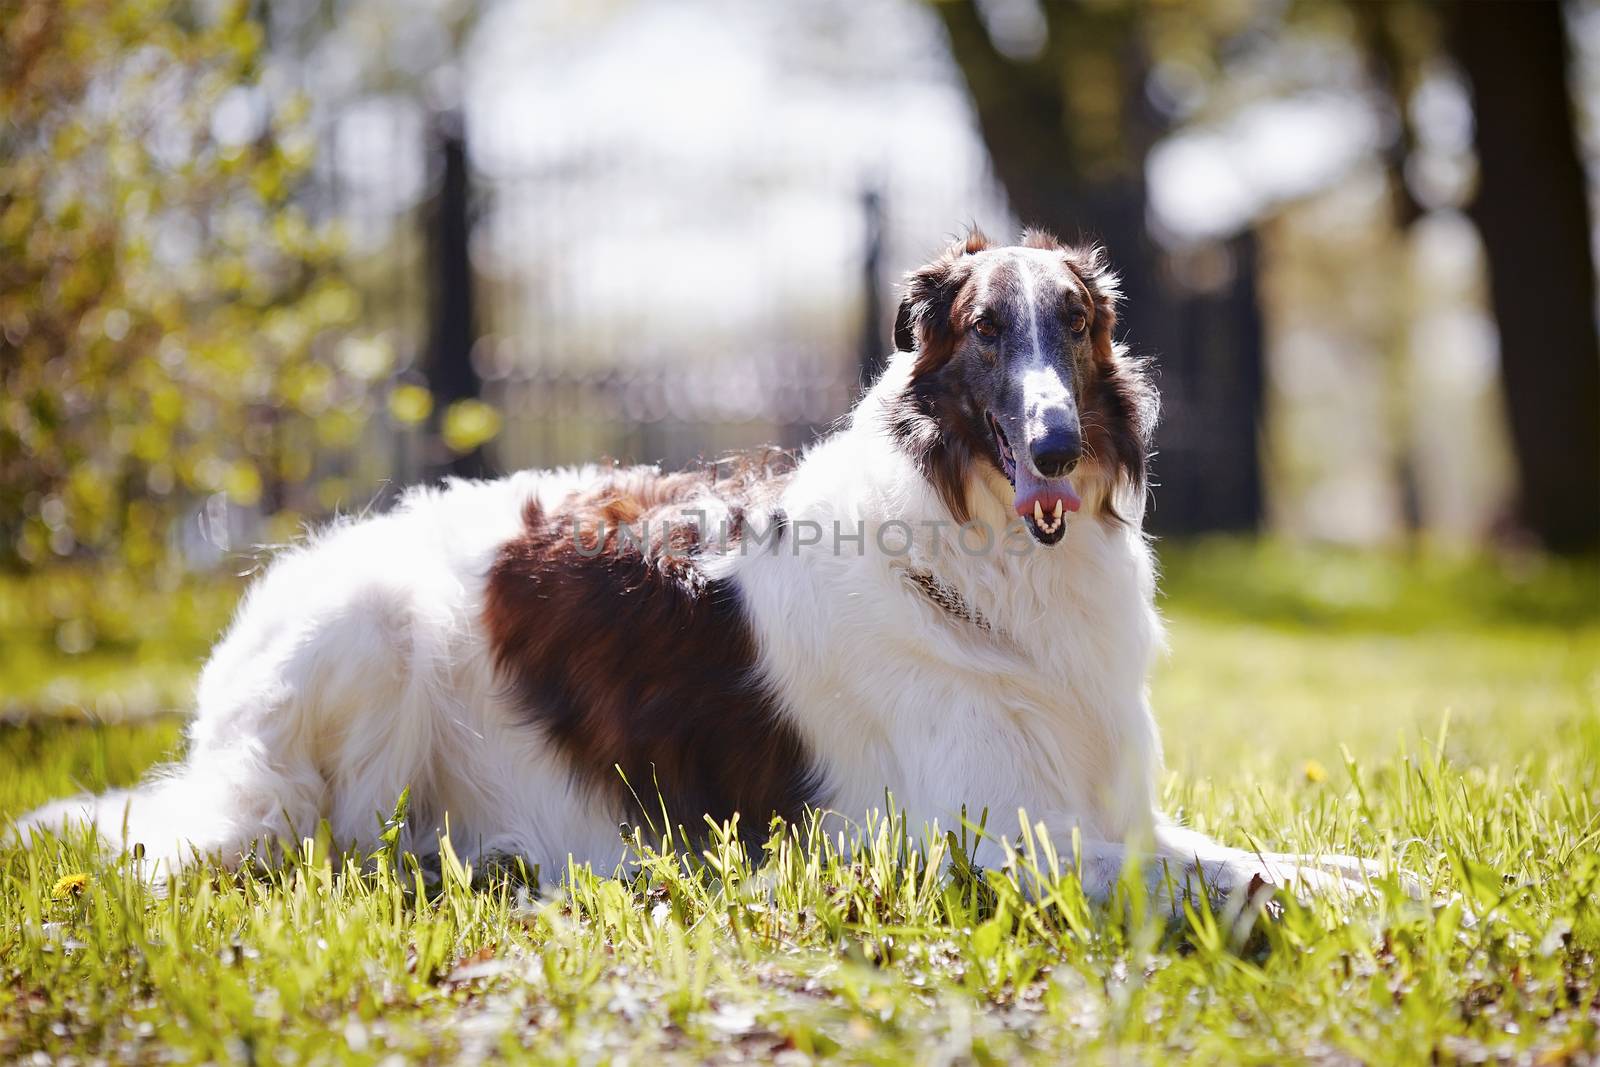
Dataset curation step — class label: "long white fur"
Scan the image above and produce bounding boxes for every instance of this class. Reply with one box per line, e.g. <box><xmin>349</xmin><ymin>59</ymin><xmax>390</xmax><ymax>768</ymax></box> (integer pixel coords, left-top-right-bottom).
<box><xmin>19</xmin><ymin>345</ymin><xmax>1390</xmax><ymax>900</ymax></box>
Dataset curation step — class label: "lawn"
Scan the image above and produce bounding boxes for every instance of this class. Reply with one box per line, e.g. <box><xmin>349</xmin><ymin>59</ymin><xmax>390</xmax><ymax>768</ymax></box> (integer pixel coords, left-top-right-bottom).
<box><xmin>1</xmin><ymin>544</ymin><xmax>1596</xmax><ymax>1064</ymax></box>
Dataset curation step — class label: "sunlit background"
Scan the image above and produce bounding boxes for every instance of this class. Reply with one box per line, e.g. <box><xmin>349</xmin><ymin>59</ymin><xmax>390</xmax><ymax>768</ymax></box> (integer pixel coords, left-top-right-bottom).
<box><xmin>2</xmin><ymin>0</ymin><xmax>1597</xmax><ymax>708</ymax></box>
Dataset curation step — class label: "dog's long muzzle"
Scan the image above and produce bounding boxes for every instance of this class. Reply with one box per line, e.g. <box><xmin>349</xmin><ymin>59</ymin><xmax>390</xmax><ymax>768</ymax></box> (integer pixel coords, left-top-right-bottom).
<box><xmin>1012</xmin><ymin>414</ymin><xmax>1082</xmax><ymax>542</ymax></box>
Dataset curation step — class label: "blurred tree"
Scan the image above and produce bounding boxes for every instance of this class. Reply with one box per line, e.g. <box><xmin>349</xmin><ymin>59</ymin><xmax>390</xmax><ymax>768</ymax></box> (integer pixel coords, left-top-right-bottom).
<box><xmin>859</xmin><ymin>185</ymin><xmax>888</xmax><ymax>387</ymax></box>
<box><xmin>1447</xmin><ymin>0</ymin><xmax>1600</xmax><ymax>554</ymax></box>
<box><xmin>423</xmin><ymin>112</ymin><xmax>492</xmax><ymax>480</ymax></box>
<box><xmin>932</xmin><ymin>0</ymin><xmax>1265</xmax><ymax>534</ymax></box>
<box><xmin>1349</xmin><ymin>2</ymin><xmax>1428</xmax><ymax>231</ymax></box>
<box><xmin>0</xmin><ymin>0</ymin><xmax>359</xmax><ymax>571</ymax></box>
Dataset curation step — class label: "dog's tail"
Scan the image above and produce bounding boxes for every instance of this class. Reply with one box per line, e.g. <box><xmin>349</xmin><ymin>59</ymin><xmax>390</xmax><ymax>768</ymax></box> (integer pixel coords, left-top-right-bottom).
<box><xmin>15</xmin><ymin>746</ymin><xmax>325</xmax><ymax>877</ymax></box>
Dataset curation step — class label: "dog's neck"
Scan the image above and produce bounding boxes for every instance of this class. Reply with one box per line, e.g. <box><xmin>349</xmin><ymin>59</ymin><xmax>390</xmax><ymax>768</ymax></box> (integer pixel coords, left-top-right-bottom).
<box><xmin>810</xmin><ymin>354</ymin><xmax>1164</xmax><ymax>835</ymax></box>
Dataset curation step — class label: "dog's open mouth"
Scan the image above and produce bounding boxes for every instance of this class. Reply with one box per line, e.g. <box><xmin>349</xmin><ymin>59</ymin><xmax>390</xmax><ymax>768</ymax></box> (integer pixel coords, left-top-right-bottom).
<box><xmin>986</xmin><ymin>411</ymin><xmax>1018</xmax><ymax>486</ymax></box>
<box><xmin>986</xmin><ymin>412</ymin><xmax>1080</xmax><ymax>546</ymax></box>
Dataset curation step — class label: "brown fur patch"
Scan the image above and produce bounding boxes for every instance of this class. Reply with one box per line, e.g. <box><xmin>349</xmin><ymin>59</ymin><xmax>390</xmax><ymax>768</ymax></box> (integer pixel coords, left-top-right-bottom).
<box><xmin>887</xmin><ymin>231</ymin><xmax>993</xmax><ymax>522</ymax></box>
<box><xmin>893</xmin><ymin>229</ymin><xmax>991</xmax><ymax>375</ymax></box>
<box><xmin>482</xmin><ymin>455</ymin><xmax>821</xmax><ymax>841</ymax></box>
<box><xmin>882</xmin><ymin>366</ymin><xmax>989</xmax><ymax>526</ymax></box>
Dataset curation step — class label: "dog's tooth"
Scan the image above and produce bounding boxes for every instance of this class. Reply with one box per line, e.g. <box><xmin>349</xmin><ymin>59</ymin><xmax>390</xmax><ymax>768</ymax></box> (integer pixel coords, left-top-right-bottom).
<box><xmin>1053</xmin><ymin>500</ymin><xmax>1063</xmax><ymax>523</ymax></box>
<box><xmin>1034</xmin><ymin>501</ymin><xmax>1044</xmax><ymax>525</ymax></box>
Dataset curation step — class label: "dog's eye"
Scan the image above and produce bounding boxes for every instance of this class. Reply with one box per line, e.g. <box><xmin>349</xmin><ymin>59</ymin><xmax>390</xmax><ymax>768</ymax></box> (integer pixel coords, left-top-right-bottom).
<box><xmin>973</xmin><ymin>317</ymin><xmax>998</xmax><ymax>341</ymax></box>
<box><xmin>1068</xmin><ymin>312</ymin><xmax>1088</xmax><ymax>337</ymax></box>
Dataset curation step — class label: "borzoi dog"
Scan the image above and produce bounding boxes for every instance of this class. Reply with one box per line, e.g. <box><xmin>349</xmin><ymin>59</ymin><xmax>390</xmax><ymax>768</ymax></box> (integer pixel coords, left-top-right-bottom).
<box><xmin>22</xmin><ymin>229</ymin><xmax>1391</xmax><ymax>900</ymax></box>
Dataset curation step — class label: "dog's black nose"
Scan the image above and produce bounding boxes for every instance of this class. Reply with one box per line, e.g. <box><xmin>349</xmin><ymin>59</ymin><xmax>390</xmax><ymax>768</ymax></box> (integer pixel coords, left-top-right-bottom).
<box><xmin>1030</xmin><ymin>430</ymin><xmax>1081</xmax><ymax>478</ymax></box>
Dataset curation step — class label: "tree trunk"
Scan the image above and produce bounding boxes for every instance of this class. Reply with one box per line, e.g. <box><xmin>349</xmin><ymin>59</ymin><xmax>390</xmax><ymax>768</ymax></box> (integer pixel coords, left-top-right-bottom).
<box><xmin>1449</xmin><ymin>0</ymin><xmax>1600</xmax><ymax>553</ymax></box>
<box><xmin>859</xmin><ymin>185</ymin><xmax>889</xmax><ymax>387</ymax></box>
<box><xmin>425</xmin><ymin>112</ymin><xmax>487</xmax><ymax>480</ymax></box>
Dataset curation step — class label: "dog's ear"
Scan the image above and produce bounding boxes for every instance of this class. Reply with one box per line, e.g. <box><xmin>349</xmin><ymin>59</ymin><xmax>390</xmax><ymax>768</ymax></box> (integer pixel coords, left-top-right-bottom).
<box><xmin>892</xmin><ymin>299</ymin><xmax>916</xmax><ymax>353</ymax></box>
<box><xmin>1065</xmin><ymin>243</ymin><xmax>1122</xmax><ymax>368</ymax></box>
<box><xmin>898</xmin><ymin>229</ymin><xmax>989</xmax><ymax>373</ymax></box>
<box><xmin>1064</xmin><ymin>243</ymin><xmax>1158</xmax><ymax>518</ymax></box>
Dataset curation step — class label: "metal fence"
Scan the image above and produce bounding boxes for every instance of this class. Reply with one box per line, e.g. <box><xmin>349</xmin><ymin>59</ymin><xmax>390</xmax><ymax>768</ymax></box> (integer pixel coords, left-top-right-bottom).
<box><xmin>333</xmin><ymin>109</ymin><xmax>1012</xmax><ymax>495</ymax></box>
<box><xmin>281</xmin><ymin>4</ymin><xmax>1263</xmax><ymax>536</ymax></box>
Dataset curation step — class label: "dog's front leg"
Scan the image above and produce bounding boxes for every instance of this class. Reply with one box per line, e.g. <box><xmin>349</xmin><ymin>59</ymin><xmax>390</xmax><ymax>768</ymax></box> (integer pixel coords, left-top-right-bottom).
<box><xmin>1152</xmin><ymin>822</ymin><xmax>1422</xmax><ymax>900</ymax></box>
<box><xmin>971</xmin><ymin>815</ymin><xmax>1371</xmax><ymax>911</ymax></box>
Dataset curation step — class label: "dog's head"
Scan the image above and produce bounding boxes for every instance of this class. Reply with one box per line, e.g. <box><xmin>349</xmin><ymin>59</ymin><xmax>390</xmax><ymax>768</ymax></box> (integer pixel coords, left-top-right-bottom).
<box><xmin>889</xmin><ymin>228</ymin><xmax>1157</xmax><ymax>544</ymax></box>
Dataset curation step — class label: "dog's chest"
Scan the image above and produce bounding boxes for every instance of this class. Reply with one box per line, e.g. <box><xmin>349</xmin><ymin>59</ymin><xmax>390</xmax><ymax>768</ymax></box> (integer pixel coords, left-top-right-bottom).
<box><xmin>730</xmin><ymin>531</ymin><xmax>1160</xmax><ymax>833</ymax></box>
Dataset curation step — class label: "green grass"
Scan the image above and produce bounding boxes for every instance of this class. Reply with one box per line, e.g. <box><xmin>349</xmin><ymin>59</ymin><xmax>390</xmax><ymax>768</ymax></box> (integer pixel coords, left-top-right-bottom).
<box><xmin>1</xmin><ymin>545</ymin><xmax>1597</xmax><ymax>1063</ymax></box>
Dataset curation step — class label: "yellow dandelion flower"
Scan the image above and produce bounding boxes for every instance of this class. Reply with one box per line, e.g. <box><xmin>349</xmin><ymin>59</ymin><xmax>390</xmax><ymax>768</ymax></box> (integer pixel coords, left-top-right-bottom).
<box><xmin>51</xmin><ymin>872</ymin><xmax>89</xmax><ymax>900</ymax></box>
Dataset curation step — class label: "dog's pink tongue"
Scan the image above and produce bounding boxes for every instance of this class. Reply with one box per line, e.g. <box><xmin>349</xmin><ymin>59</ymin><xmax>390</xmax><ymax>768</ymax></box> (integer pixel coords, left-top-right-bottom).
<box><xmin>1013</xmin><ymin>467</ymin><xmax>1082</xmax><ymax>519</ymax></box>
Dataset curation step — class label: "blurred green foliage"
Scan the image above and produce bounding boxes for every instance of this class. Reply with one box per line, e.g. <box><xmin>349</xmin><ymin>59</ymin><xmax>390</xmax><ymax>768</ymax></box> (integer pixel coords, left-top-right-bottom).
<box><xmin>0</xmin><ymin>563</ymin><xmax>240</xmax><ymax>719</ymax></box>
<box><xmin>0</xmin><ymin>0</ymin><xmax>363</xmax><ymax>571</ymax></box>
<box><xmin>1159</xmin><ymin>540</ymin><xmax>1599</xmax><ymax>632</ymax></box>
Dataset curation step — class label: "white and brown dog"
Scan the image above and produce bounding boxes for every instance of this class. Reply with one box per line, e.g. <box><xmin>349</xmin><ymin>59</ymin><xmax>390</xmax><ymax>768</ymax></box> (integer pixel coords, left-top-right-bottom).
<box><xmin>22</xmin><ymin>230</ymin><xmax>1392</xmax><ymax>899</ymax></box>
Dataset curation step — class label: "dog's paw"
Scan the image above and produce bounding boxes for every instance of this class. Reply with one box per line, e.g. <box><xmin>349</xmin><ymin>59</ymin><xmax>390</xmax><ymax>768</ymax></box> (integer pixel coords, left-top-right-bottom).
<box><xmin>1275</xmin><ymin>853</ymin><xmax>1432</xmax><ymax>902</ymax></box>
<box><xmin>1215</xmin><ymin>853</ymin><xmax>1438</xmax><ymax>919</ymax></box>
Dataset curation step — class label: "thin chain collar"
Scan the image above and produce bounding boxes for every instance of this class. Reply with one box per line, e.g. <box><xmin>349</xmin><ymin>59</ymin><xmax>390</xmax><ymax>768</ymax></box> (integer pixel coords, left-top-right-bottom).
<box><xmin>902</xmin><ymin>569</ymin><xmax>994</xmax><ymax>634</ymax></box>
